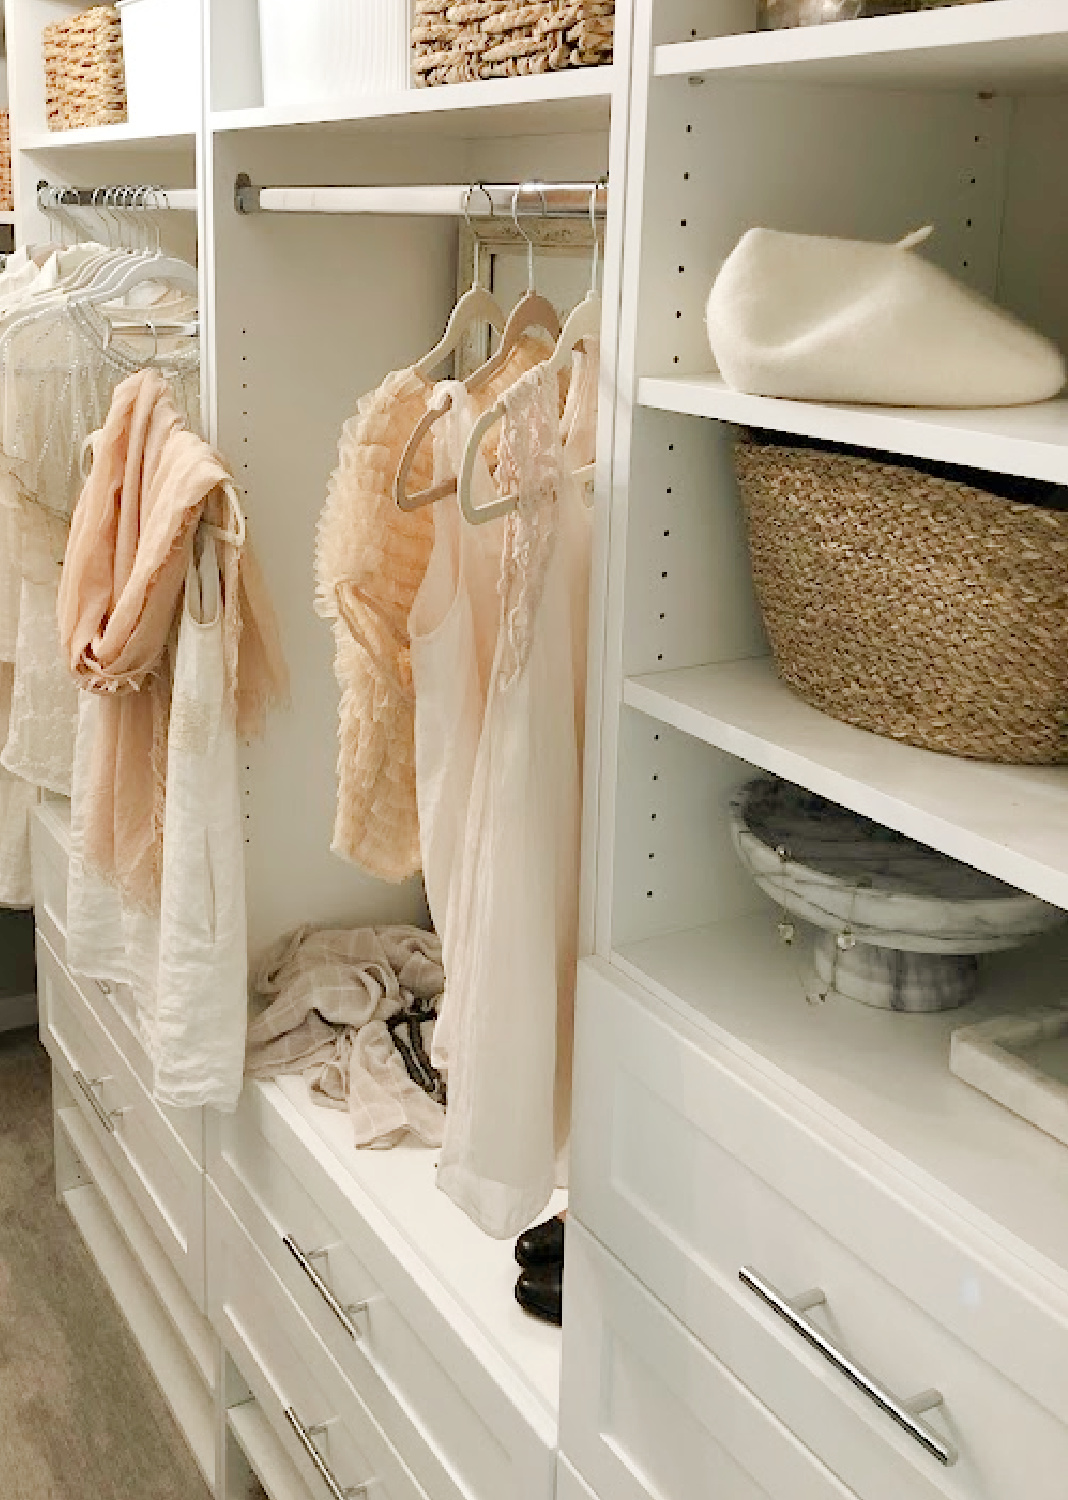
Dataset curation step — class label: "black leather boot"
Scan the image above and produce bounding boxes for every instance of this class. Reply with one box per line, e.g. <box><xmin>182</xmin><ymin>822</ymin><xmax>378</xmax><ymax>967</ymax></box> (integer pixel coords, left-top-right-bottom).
<box><xmin>515</xmin><ymin>1263</ymin><xmax>563</xmax><ymax>1326</ymax></box>
<box><xmin>515</xmin><ymin>1213</ymin><xmax>565</xmax><ymax>1270</ymax></box>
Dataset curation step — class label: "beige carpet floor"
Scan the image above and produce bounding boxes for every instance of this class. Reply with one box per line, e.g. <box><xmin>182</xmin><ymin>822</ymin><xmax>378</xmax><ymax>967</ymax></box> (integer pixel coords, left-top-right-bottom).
<box><xmin>0</xmin><ymin>1026</ymin><xmax>214</xmax><ymax>1500</ymax></box>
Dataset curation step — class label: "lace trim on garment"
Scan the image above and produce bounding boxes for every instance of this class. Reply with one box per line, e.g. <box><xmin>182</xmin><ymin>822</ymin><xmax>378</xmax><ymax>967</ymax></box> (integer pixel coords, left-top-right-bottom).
<box><xmin>494</xmin><ymin>364</ymin><xmax>564</xmax><ymax>690</ymax></box>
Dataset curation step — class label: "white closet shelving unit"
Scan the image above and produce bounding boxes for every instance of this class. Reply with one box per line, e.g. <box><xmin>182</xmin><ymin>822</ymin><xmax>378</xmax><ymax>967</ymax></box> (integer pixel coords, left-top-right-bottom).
<box><xmin>20</xmin><ymin>1</ymin><xmax>1068</xmax><ymax>1499</ymax></box>
<box><xmin>562</xmin><ymin>1</ymin><xmax>1068</xmax><ymax>1497</ymax></box>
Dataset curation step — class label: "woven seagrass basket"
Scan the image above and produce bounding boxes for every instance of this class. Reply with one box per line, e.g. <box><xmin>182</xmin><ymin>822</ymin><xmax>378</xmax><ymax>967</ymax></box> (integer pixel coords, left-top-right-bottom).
<box><xmin>412</xmin><ymin>0</ymin><xmax>613</xmax><ymax>87</ymax></box>
<box><xmin>45</xmin><ymin>6</ymin><xmax>126</xmax><ymax>132</ymax></box>
<box><xmin>735</xmin><ymin>433</ymin><xmax>1068</xmax><ymax>764</ymax></box>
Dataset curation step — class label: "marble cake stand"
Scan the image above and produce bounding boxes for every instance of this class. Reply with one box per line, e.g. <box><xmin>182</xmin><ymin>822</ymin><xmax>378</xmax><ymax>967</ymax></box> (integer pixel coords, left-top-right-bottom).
<box><xmin>729</xmin><ymin>777</ymin><xmax>1067</xmax><ymax>1013</ymax></box>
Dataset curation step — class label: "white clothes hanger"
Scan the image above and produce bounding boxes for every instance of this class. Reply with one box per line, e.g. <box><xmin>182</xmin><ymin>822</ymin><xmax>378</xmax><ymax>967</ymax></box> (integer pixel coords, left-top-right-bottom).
<box><xmin>396</xmin><ymin>187</ymin><xmax>507</xmax><ymax>513</ymax></box>
<box><xmin>457</xmin><ymin>184</ymin><xmax>603</xmax><ymax>527</ymax></box>
<box><xmin>462</xmin><ymin>185</ymin><xmax>561</xmax><ymax>394</ymax></box>
<box><xmin>414</xmin><ymin>186</ymin><xmax>505</xmax><ymax>382</ymax></box>
<box><xmin>396</xmin><ymin>185</ymin><xmax>562</xmax><ymax>514</ymax></box>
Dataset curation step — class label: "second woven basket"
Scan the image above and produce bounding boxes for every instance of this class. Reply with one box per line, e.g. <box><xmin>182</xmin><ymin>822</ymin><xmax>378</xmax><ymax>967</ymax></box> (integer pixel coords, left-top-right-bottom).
<box><xmin>735</xmin><ymin>433</ymin><xmax>1068</xmax><ymax>764</ymax></box>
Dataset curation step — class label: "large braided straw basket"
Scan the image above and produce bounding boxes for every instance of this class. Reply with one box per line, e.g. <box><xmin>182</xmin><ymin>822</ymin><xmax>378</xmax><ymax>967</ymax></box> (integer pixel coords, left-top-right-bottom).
<box><xmin>735</xmin><ymin>433</ymin><xmax>1068</xmax><ymax>764</ymax></box>
<box><xmin>412</xmin><ymin>0</ymin><xmax>613</xmax><ymax>86</ymax></box>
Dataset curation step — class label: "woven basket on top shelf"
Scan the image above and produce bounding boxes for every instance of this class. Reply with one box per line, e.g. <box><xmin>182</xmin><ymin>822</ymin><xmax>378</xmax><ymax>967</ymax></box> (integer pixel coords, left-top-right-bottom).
<box><xmin>45</xmin><ymin>6</ymin><xmax>126</xmax><ymax>132</ymax></box>
<box><xmin>735</xmin><ymin>433</ymin><xmax>1068</xmax><ymax>765</ymax></box>
<box><xmin>412</xmin><ymin>0</ymin><xmax>613</xmax><ymax>87</ymax></box>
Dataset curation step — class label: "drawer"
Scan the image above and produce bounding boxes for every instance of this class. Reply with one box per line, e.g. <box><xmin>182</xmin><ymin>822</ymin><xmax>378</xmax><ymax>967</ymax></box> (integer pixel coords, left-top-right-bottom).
<box><xmin>560</xmin><ymin>1222</ymin><xmax>856</xmax><ymax>1500</ymax></box>
<box><xmin>70</xmin><ymin>955</ymin><xmax>204</xmax><ymax>1165</ymax></box>
<box><xmin>209</xmin><ymin>1184</ymin><xmax>429</xmax><ymax>1500</ymax></box>
<box><xmin>211</xmin><ymin>1085</ymin><xmax>556</xmax><ymax>1500</ymax></box>
<box><xmin>572</xmin><ymin>960</ymin><xmax>1068</xmax><ymax>1500</ymax></box>
<box><xmin>37</xmin><ymin>932</ymin><xmax>206</xmax><ymax>1308</ymax></box>
<box><xmin>31</xmin><ymin>801</ymin><xmax>70</xmax><ymax>959</ymax></box>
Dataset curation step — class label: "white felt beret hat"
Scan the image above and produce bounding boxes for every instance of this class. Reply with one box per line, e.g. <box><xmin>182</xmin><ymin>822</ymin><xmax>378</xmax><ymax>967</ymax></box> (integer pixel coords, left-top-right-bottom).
<box><xmin>706</xmin><ymin>226</ymin><xmax>1066</xmax><ymax>408</ymax></box>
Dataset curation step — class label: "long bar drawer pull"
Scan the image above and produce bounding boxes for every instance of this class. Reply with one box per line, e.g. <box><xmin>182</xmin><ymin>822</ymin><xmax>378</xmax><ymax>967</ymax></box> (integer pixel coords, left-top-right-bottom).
<box><xmin>284</xmin><ymin>1407</ymin><xmax>371</xmax><ymax>1500</ymax></box>
<box><xmin>73</xmin><ymin>1070</ymin><xmax>120</xmax><ymax>1135</ymax></box>
<box><xmin>283</xmin><ymin>1234</ymin><xmax>370</xmax><ymax>1341</ymax></box>
<box><xmin>739</xmin><ymin>1266</ymin><xmax>957</xmax><ymax>1467</ymax></box>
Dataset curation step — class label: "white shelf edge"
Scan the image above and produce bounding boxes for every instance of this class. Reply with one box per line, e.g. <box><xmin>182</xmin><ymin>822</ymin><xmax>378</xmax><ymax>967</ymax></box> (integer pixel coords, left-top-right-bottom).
<box><xmin>63</xmin><ymin>1179</ymin><xmax>216</xmax><ymax>1487</ymax></box>
<box><xmin>229</xmin><ymin>1400</ymin><xmax>310</xmax><ymax>1500</ymax></box>
<box><xmin>21</xmin><ymin>123</ymin><xmax>196</xmax><ymax>151</ymax></box>
<box><xmin>637</xmin><ymin>375</ymin><xmax>1068</xmax><ymax>483</ymax></box>
<box><xmin>623</xmin><ymin>659</ymin><xmax>1068</xmax><ymax>910</ymax></box>
<box><xmin>211</xmin><ymin>68</ymin><xmax>614</xmax><ymax>135</ymax></box>
<box><xmin>0</xmin><ymin>210</ymin><xmax>16</xmax><ymax>227</ymax></box>
<box><xmin>655</xmin><ymin>0</ymin><xmax>1068</xmax><ymax>86</ymax></box>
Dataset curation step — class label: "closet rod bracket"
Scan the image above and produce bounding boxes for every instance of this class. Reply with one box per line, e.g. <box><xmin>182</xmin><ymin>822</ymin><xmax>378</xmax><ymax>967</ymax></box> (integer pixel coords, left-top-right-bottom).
<box><xmin>234</xmin><ymin>173</ymin><xmax>260</xmax><ymax>215</ymax></box>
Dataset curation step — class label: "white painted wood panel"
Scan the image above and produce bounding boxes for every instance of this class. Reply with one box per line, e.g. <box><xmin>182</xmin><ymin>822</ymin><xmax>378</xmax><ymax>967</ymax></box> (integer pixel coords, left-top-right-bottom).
<box><xmin>559</xmin><ymin>1221</ymin><xmax>857</xmax><ymax>1500</ymax></box>
<box><xmin>572</xmin><ymin>958</ymin><xmax>1068</xmax><ymax>1440</ymax></box>
<box><xmin>38</xmin><ymin>935</ymin><xmax>207</xmax><ymax>1307</ymax></box>
<box><xmin>637</xmin><ymin>376</ymin><xmax>1068</xmax><ymax>484</ymax></box>
<box><xmin>623</xmin><ymin>659</ymin><xmax>1068</xmax><ymax>909</ymax></box>
<box><xmin>208</xmin><ymin>1185</ymin><xmax>432</xmax><ymax>1500</ymax></box>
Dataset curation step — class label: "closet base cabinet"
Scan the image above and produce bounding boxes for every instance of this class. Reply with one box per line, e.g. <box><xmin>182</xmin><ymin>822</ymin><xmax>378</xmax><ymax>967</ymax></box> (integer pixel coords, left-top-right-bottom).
<box><xmin>207</xmin><ymin>1083</ymin><xmax>559</xmax><ymax>1500</ymax></box>
<box><xmin>32</xmin><ymin>806</ymin><xmax>217</xmax><ymax>1492</ymax></box>
<box><xmin>561</xmin><ymin>959</ymin><xmax>1068</xmax><ymax>1500</ymax></box>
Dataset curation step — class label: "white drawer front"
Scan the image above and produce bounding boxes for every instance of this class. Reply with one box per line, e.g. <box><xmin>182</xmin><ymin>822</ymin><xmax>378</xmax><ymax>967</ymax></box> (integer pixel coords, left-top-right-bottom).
<box><xmin>208</xmin><ymin>1185</ymin><xmax>429</xmax><ymax>1500</ymax></box>
<box><xmin>560</xmin><ymin>1223</ymin><xmax>856</xmax><ymax>1500</ymax></box>
<box><xmin>572</xmin><ymin>960</ymin><xmax>1068</xmax><ymax>1500</ymax></box>
<box><xmin>212</xmin><ymin>1087</ymin><xmax>556</xmax><ymax>1500</ymax></box>
<box><xmin>38</xmin><ymin>933</ymin><xmax>205</xmax><ymax>1307</ymax></box>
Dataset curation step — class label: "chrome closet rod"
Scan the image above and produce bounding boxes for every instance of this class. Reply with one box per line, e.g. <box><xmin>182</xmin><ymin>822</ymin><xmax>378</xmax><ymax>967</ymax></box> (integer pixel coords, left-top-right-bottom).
<box><xmin>36</xmin><ymin>183</ymin><xmax>198</xmax><ymax>211</ymax></box>
<box><xmin>233</xmin><ymin>174</ymin><xmax>607</xmax><ymax>219</ymax></box>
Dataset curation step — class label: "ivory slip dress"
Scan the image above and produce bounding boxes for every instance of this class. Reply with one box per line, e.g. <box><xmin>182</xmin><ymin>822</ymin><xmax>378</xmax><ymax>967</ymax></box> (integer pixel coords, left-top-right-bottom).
<box><xmin>434</xmin><ymin>344</ymin><xmax>598</xmax><ymax>1239</ymax></box>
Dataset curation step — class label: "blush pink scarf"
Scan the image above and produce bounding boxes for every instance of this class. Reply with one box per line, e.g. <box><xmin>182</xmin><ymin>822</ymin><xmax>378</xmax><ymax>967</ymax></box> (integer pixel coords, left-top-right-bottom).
<box><xmin>57</xmin><ymin>369</ymin><xmax>287</xmax><ymax>905</ymax></box>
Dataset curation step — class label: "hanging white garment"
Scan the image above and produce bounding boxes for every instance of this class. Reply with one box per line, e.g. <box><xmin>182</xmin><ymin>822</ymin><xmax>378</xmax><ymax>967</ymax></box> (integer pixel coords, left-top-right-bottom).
<box><xmin>436</xmin><ymin>345</ymin><xmax>597</xmax><ymax>1239</ymax></box>
<box><xmin>155</xmin><ymin>536</ymin><xmax>248</xmax><ymax>1112</ymax></box>
<box><xmin>0</xmin><ymin>664</ymin><xmax>39</xmax><ymax>908</ymax></box>
<box><xmin>409</xmin><ymin>380</ymin><xmax>508</xmax><ymax>1074</ymax></box>
<box><xmin>1</xmin><ymin>498</ymin><xmax>78</xmax><ymax>795</ymax></box>
<box><xmin>66</xmin><ymin>691</ymin><xmax>160</xmax><ymax>997</ymax></box>
<box><xmin>0</xmin><ymin>469</ymin><xmax>20</xmax><ymax>664</ymax></box>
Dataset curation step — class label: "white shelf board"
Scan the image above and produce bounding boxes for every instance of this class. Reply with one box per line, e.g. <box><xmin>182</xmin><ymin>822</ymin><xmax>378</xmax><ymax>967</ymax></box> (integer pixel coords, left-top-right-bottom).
<box><xmin>63</xmin><ymin>1179</ymin><xmax>216</xmax><ymax>1485</ymax></box>
<box><xmin>0</xmin><ymin>211</ymin><xmax>15</xmax><ymax>227</ymax></box>
<box><xmin>229</xmin><ymin>1400</ymin><xmax>310</xmax><ymax>1500</ymax></box>
<box><xmin>637</xmin><ymin>375</ymin><xmax>1068</xmax><ymax>483</ymax></box>
<box><xmin>21</xmin><ymin>122</ymin><xmax>196</xmax><ymax>152</ymax></box>
<box><xmin>212</xmin><ymin>69</ymin><xmax>613</xmax><ymax>140</ymax></box>
<box><xmin>613</xmin><ymin>911</ymin><xmax>1068</xmax><ymax>1287</ymax></box>
<box><xmin>656</xmin><ymin>0</ymin><xmax>1068</xmax><ymax>92</ymax></box>
<box><xmin>266</xmin><ymin>1075</ymin><xmax>565</xmax><ymax>1434</ymax></box>
<box><xmin>624</xmin><ymin>657</ymin><xmax>1068</xmax><ymax>910</ymax></box>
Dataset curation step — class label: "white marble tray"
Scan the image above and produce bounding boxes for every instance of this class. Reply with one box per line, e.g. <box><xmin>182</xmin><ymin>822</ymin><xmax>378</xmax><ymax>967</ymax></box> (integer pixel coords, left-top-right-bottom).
<box><xmin>950</xmin><ymin>1007</ymin><xmax>1068</xmax><ymax>1149</ymax></box>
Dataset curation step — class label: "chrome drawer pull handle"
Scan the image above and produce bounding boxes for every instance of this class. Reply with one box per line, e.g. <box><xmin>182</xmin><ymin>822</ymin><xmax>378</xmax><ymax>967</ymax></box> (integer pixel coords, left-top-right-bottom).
<box><xmin>73</xmin><ymin>1070</ymin><xmax>121</xmax><ymax>1135</ymax></box>
<box><xmin>283</xmin><ymin>1234</ymin><xmax>370</xmax><ymax>1341</ymax></box>
<box><xmin>284</xmin><ymin>1407</ymin><xmax>371</xmax><ymax>1500</ymax></box>
<box><xmin>739</xmin><ymin>1267</ymin><xmax>957</xmax><ymax>1468</ymax></box>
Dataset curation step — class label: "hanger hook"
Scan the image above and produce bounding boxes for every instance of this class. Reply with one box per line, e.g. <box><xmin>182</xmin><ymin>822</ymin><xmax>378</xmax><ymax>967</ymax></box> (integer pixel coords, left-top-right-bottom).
<box><xmin>512</xmin><ymin>182</ymin><xmax>547</xmax><ymax>295</ymax></box>
<box><xmin>464</xmin><ymin>183</ymin><xmax>494</xmax><ymax>291</ymax></box>
<box><xmin>590</xmin><ymin>178</ymin><xmax>604</xmax><ymax>295</ymax></box>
